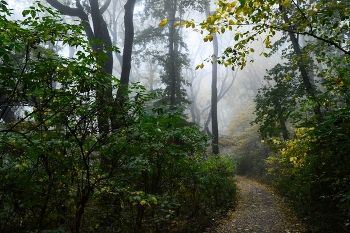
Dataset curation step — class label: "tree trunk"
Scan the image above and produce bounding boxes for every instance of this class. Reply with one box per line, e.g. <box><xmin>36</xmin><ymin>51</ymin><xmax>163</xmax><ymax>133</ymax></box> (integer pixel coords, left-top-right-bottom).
<box><xmin>75</xmin><ymin>190</ymin><xmax>90</xmax><ymax>233</ymax></box>
<box><xmin>211</xmin><ymin>32</ymin><xmax>219</xmax><ymax>154</ymax></box>
<box><xmin>279</xmin><ymin>3</ymin><xmax>321</xmax><ymax>116</ymax></box>
<box><xmin>273</xmin><ymin>99</ymin><xmax>289</xmax><ymax>140</ymax></box>
<box><xmin>0</xmin><ymin>96</ymin><xmax>16</xmax><ymax>123</ymax></box>
<box><xmin>116</xmin><ymin>0</ymin><xmax>136</xmax><ymax>98</ymax></box>
<box><xmin>88</xmin><ymin>0</ymin><xmax>114</xmax><ymax>133</ymax></box>
<box><xmin>113</xmin><ymin>0</ymin><xmax>136</xmax><ymax>130</ymax></box>
<box><xmin>168</xmin><ymin>0</ymin><xmax>177</xmax><ymax>107</ymax></box>
<box><xmin>46</xmin><ymin>0</ymin><xmax>114</xmax><ymax>133</ymax></box>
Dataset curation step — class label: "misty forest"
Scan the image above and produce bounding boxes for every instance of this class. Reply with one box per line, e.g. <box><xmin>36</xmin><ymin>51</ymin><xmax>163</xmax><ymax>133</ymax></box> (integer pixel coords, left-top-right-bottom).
<box><xmin>1</xmin><ymin>0</ymin><xmax>350</xmax><ymax>232</ymax></box>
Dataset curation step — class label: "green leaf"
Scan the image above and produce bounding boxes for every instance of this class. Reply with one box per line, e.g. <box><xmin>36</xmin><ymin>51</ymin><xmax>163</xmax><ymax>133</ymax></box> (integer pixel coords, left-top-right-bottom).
<box><xmin>30</xmin><ymin>10</ymin><xmax>36</xmax><ymax>18</ymax></box>
<box><xmin>28</xmin><ymin>147</ymin><xmax>39</xmax><ymax>160</ymax></box>
<box><xmin>22</xmin><ymin>10</ymin><xmax>30</xmax><ymax>17</ymax></box>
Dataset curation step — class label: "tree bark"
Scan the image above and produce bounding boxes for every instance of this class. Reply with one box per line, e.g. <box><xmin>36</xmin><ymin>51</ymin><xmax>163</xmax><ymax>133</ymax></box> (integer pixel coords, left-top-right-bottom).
<box><xmin>112</xmin><ymin>0</ymin><xmax>136</xmax><ymax>131</ymax></box>
<box><xmin>117</xmin><ymin>0</ymin><xmax>136</xmax><ymax>95</ymax></box>
<box><xmin>168</xmin><ymin>0</ymin><xmax>177</xmax><ymax>107</ymax></box>
<box><xmin>0</xmin><ymin>96</ymin><xmax>16</xmax><ymax>123</ymax></box>
<box><xmin>88</xmin><ymin>0</ymin><xmax>113</xmax><ymax>76</ymax></box>
<box><xmin>211</xmin><ymin>32</ymin><xmax>219</xmax><ymax>154</ymax></box>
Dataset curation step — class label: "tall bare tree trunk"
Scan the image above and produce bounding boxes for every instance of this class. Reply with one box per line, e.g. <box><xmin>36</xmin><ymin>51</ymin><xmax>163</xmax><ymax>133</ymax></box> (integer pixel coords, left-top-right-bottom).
<box><xmin>117</xmin><ymin>0</ymin><xmax>136</xmax><ymax>95</ymax></box>
<box><xmin>113</xmin><ymin>0</ymin><xmax>136</xmax><ymax>129</ymax></box>
<box><xmin>168</xmin><ymin>0</ymin><xmax>177</xmax><ymax>107</ymax></box>
<box><xmin>211</xmin><ymin>31</ymin><xmax>219</xmax><ymax>154</ymax></box>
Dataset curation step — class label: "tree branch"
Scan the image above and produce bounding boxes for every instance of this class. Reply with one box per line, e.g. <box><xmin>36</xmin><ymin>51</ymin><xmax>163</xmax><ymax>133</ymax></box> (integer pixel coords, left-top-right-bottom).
<box><xmin>100</xmin><ymin>0</ymin><xmax>112</xmax><ymax>14</ymax></box>
<box><xmin>265</xmin><ymin>22</ymin><xmax>350</xmax><ymax>56</ymax></box>
<box><xmin>46</xmin><ymin>0</ymin><xmax>85</xmax><ymax>18</ymax></box>
<box><xmin>46</xmin><ymin>0</ymin><xmax>95</xmax><ymax>42</ymax></box>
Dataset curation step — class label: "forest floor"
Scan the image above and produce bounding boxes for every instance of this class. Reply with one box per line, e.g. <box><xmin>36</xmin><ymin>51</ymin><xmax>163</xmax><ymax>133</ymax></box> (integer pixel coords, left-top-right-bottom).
<box><xmin>204</xmin><ymin>176</ymin><xmax>307</xmax><ymax>233</ymax></box>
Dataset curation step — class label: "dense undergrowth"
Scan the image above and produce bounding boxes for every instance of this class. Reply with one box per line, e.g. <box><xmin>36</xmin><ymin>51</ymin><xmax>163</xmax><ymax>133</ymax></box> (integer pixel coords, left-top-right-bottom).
<box><xmin>0</xmin><ymin>3</ymin><xmax>237</xmax><ymax>232</ymax></box>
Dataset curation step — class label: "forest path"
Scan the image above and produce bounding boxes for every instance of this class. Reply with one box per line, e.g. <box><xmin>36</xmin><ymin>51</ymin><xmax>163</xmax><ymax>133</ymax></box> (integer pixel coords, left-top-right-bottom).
<box><xmin>205</xmin><ymin>176</ymin><xmax>306</xmax><ymax>233</ymax></box>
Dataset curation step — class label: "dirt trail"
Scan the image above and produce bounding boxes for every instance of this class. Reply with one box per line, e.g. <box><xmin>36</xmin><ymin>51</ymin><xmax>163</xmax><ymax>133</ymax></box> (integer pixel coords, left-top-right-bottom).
<box><xmin>205</xmin><ymin>176</ymin><xmax>306</xmax><ymax>233</ymax></box>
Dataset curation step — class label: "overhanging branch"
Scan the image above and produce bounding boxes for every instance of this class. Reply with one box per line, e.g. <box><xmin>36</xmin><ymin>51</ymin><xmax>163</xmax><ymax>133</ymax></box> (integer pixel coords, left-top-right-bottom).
<box><xmin>100</xmin><ymin>0</ymin><xmax>112</xmax><ymax>14</ymax></box>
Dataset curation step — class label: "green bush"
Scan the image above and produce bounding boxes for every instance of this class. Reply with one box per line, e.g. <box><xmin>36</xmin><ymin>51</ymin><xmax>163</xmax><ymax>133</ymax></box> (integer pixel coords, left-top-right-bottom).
<box><xmin>88</xmin><ymin>109</ymin><xmax>237</xmax><ymax>233</ymax></box>
<box><xmin>0</xmin><ymin>3</ymin><xmax>238</xmax><ymax>232</ymax></box>
<box><xmin>266</xmin><ymin>124</ymin><xmax>350</xmax><ymax>233</ymax></box>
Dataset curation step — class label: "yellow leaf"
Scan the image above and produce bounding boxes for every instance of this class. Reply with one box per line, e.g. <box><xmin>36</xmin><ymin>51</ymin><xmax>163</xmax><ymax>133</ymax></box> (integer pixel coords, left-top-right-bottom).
<box><xmin>150</xmin><ymin>197</ymin><xmax>158</xmax><ymax>205</ymax></box>
<box><xmin>334</xmin><ymin>78</ymin><xmax>344</xmax><ymax>87</ymax></box>
<box><xmin>159</xmin><ymin>19</ymin><xmax>168</xmax><ymax>27</ymax></box>
<box><xmin>140</xmin><ymin>200</ymin><xmax>146</xmax><ymax>205</ymax></box>
<box><xmin>253</xmin><ymin>1</ymin><xmax>260</xmax><ymax>7</ymax></box>
<box><xmin>280</xmin><ymin>0</ymin><xmax>291</xmax><ymax>7</ymax></box>
<box><xmin>195</xmin><ymin>63</ymin><xmax>204</xmax><ymax>70</ymax></box>
<box><xmin>206</xmin><ymin>15</ymin><xmax>214</xmax><ymax>24</ymax></box>
<box><xmin>204</xmin><ymin>34</ymin><xmax>213</xmax><ymax>42</ymax></box>
<box><xmin>242</xmin><ymin>4</ymin><xmax>253</xmax><ymax>15</ymax></box>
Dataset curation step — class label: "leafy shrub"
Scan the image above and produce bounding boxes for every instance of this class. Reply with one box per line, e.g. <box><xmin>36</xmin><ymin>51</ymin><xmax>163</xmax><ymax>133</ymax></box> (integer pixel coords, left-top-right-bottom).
<box><xmin>266</xmin><ymin>125</ymin><xmax>350</xmax><ymax>232</ymax></box>
<box><xmin>0</xmin><ymin>3</ymin><xmax>238</xmax><ymax>233</ymax></box>
<box><xmin>88</xmin><ymin>108</ymin><xmax>237</xmax><ymax>233</ymax></box>
<box><xmin>174</xmin><ymin>154</ymin><xmax>238</xmax><ymax>232</ymax></box>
